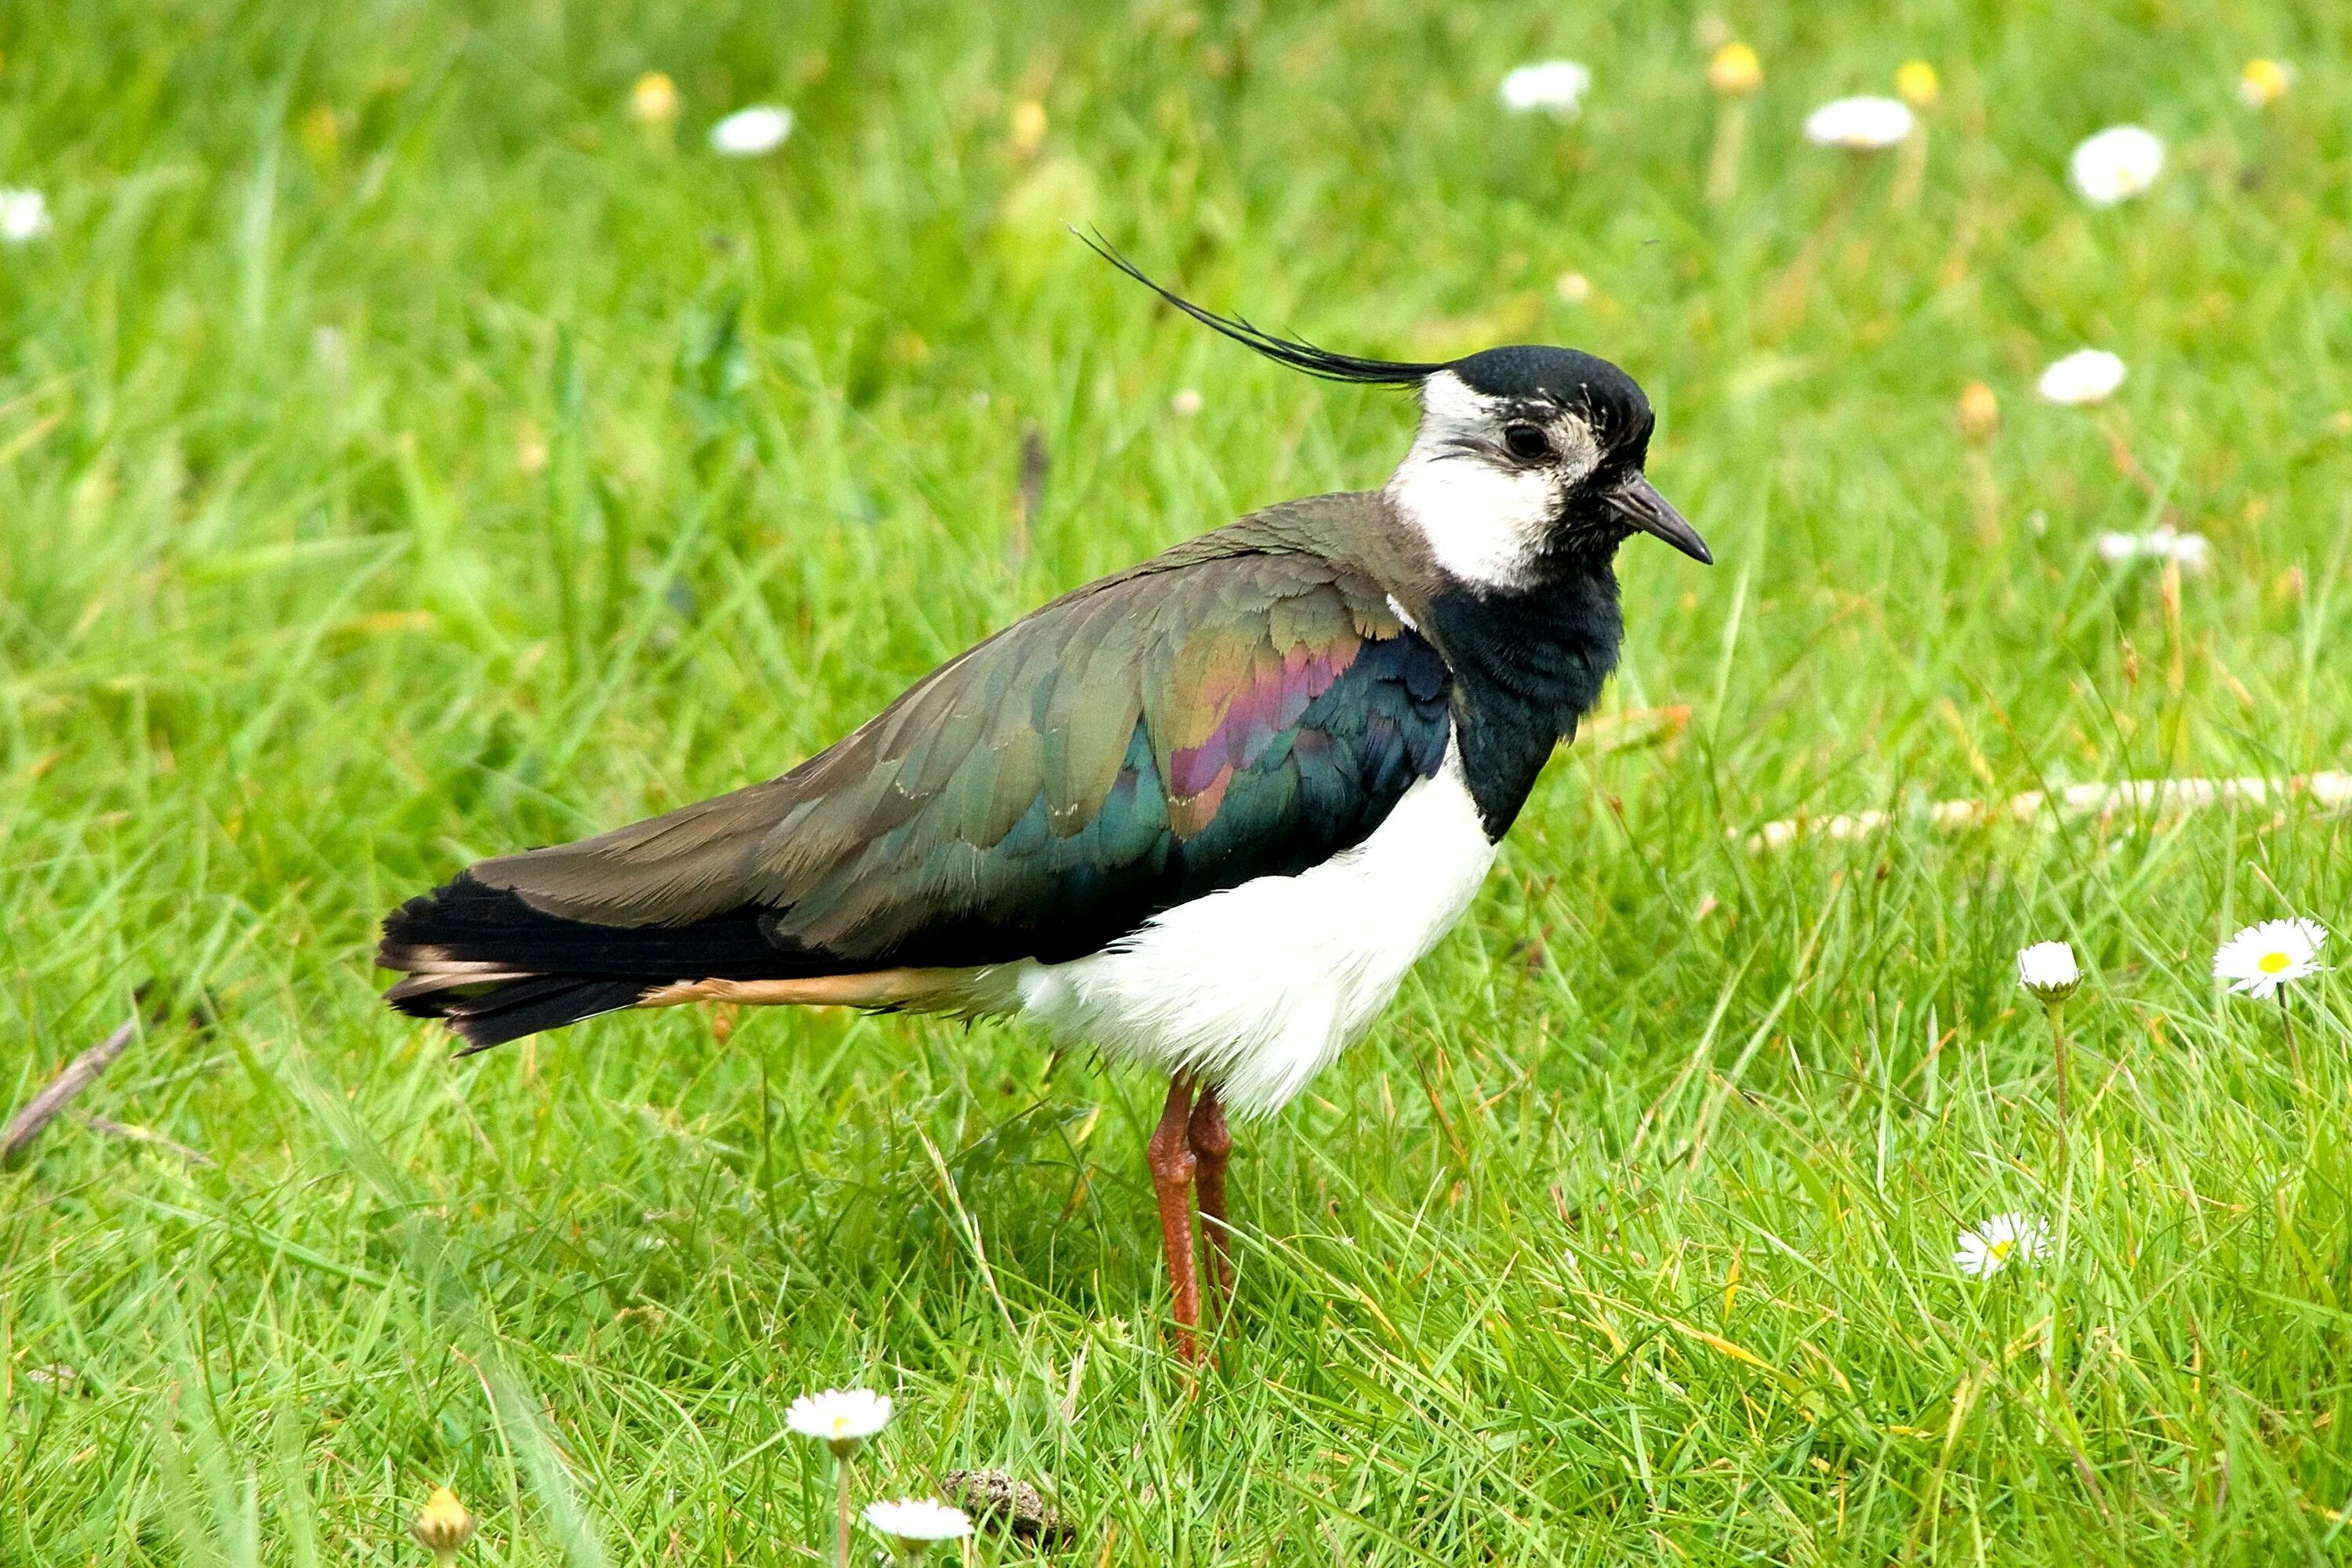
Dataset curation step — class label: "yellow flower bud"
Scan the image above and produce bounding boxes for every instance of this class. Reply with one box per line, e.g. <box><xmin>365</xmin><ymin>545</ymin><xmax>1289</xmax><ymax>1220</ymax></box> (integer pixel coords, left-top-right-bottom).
<box><xmin>410</xmin><ymin>1487</ymin><xmax>477</xmax><ymax>1560</ymax></box>
<box><xmin>2238</xmin><ymin>58</ymin><xmax>2292</xmax><ymax>108</ymax></box>
<box><xmin>1895</xmin><ymin>60</ymin><xmax>1940</xmax><ymax>108</ymax></box>
<box><xmin>1957</xmin><ymin>381</ymin><xmax>1999</xmax><ymax>441</ymax></box>
<box><xmin>630</xmin><ymin>71</ymin><xmax>681</xmax><ymax>125</ymax></box>
<box><xmin>1008</xmin><ymin>100</ymin><xmax>1048</xmax><ymax>160</ymax></box>
<box><xmin>1708</xmin><ymin>42</ymin><xmax>1762</xmax><ymax>98</ymax></box>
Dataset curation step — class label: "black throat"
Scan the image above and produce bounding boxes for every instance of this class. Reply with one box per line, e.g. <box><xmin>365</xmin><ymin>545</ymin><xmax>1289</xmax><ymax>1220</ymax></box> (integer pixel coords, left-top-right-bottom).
<box><xmin>1423</xmin><ymin>555</ymin><xmax>1624</xmax><ymax>839</ymax></box>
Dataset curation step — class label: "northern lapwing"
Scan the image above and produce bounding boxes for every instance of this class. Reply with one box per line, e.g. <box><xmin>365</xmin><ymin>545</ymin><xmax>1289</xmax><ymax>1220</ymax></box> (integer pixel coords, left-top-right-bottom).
<box><xmin>379</xmin><ymin>248</ymin><xmax>1711</xmax><ymax>1360</ymax></box>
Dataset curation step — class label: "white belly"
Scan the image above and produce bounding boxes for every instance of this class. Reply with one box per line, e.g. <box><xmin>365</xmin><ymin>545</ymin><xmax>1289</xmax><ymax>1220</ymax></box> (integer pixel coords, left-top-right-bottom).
<box><xmin>1004</xmin><ymin>744</ymin><xmax>1497</xmax><ymax>1118</ymax></box>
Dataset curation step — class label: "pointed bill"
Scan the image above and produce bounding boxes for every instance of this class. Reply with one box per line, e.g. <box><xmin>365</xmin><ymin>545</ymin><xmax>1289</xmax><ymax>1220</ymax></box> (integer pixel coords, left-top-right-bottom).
<box><xmin>1611</xmin><ymin>474</ymin><xmax>1711</xmax><ymax>564</ymax></box>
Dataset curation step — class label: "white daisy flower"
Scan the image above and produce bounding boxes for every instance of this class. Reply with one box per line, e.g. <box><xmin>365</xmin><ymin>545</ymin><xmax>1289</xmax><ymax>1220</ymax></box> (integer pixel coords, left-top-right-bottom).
<box><xmin>864</xmin><ymin>1497</ymin><xmax>973</xmax><ymax>1551</ymax></box>
<box><xmin>1954</xmin><ymin>1213</ymin><xmax>2050</xmax><ymax>1279</ymax></box>
<box><xmin>710</xmin><ymin>104</ymin><xmax>794</xmax><ymax>158</ymax></box>
<box><xmin>2096</xmin><ymin>526</ymin><xmax>2210</xmax><ymax>570</ymax></box>
<box><xmin>2069</xmin><ymin>125</ymin><xmax>2164</xmax><ymax>207</ymax></box>
<box><xmin>785</xmin><ymin>1387</ymin><xmax>892</xmax><ymax>1455</ymax></box>
<box><xmin>0</xmin><ymin>189</ymin><xmax>52</xmax><ymax>243</ymax></box>
<box><xmin>2016</xmin><ymin>941</ymin><xmax>2081</xmax><ymax>1004</ymax></box>
<box><xmin>1499</xmin><ymin>60</ymin><xmax>1592</xmax><ymax>118</ymax></box>
<box><xmin>1802</xmin><ymin>96</ymin><xmax>1915</xmax><ymax>151</ymax></box>
<box><xmin>2036</xmin><ymin>349</ymin><xmax>2126</xmax><ymax>405</ymax></box>
<box><xmin>2213</xmin><ymin>918</ymin><xmax>2328</xmax><ymax>1000</ymax></box>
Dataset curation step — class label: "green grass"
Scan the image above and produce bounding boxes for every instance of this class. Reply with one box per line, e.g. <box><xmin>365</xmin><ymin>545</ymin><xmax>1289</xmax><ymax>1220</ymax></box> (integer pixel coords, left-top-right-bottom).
<box><xmin>6</xmin><ymin>1</ymin><xmax>2352</xmax><ymax>1562</ymax></box>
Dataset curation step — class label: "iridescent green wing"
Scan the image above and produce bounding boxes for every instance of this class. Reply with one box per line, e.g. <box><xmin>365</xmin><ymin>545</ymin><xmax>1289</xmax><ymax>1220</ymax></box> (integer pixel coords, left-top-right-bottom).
<box><xmin>470</xmin><ymin>521</ymin><xmax>1453</xmax><ymax>969</ymax></box>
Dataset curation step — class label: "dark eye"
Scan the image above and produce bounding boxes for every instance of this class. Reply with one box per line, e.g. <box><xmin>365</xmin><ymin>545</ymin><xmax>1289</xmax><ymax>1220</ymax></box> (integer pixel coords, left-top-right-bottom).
<box><xmin>1501</xmin><ymin>423</ymin><xmax>1552</xmax><ymax>462</ymax></box>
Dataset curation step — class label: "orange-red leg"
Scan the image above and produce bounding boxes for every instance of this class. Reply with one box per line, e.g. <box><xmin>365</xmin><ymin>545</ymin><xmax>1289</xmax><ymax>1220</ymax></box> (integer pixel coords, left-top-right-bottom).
<box><xmin>1189</xmin><ymin>1086</ymin><xmax>1235</xmax><ymax>1319</ymax></box>
<box><xmin>1147</xmin><ymin>1074</ymin><xmax>1202</xmax><ymax>1363</ymax></box>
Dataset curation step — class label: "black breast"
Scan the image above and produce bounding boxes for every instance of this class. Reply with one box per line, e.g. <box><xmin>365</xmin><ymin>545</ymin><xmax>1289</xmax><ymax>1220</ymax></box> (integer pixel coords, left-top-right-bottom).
<box><xmin>1423</xmin><ymin>566</ymin><xmax>1624</xmax><ymax>838</ymax></box>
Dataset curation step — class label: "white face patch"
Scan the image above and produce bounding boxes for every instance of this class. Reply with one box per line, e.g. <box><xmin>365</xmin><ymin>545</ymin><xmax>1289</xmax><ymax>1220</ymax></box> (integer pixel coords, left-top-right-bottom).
<box><xmin>1382</xmin><ymin>369</ymin><xmax>1600</xmax><ymax>591</ymax></box>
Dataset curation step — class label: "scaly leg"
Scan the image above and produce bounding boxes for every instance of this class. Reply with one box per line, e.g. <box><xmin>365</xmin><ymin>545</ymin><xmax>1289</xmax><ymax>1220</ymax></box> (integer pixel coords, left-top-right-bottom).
<box><xmin>1189</xmin><ymin>1085</ymin><xmax>1236</xmax><ymax>1319</ymax></box>
<box><xmin>1146</xmin><ymin>1073</ymin><xmax>1202</xmax><ymax>1363</ymax></box>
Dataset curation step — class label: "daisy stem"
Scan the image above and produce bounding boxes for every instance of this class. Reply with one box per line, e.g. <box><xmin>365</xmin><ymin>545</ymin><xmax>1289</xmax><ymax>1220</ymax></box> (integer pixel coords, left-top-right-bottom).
<box><xmin>1706</xmin><ymin>99</ymin><xmax>1748</xmax><ymax>207</ymax></box>
<box><xmin>1893</xmin><ymin>123</ymin><xmax>1928</xmax><ymax>209</ymax></box>
<box><xmin>2046</xmin><ymin>1001</ymin><xmax>2069</xmax><ymax>1154</ymax></box>
<box><xmin>2279</xmin><ymin>989</ymin><xmax>2305</xmax><ymax>1090</ymax></box>
<box><xmin>836</xmin><ymin>1456</ymin><xmax>853</xmax><ymax>1568</ymax></box>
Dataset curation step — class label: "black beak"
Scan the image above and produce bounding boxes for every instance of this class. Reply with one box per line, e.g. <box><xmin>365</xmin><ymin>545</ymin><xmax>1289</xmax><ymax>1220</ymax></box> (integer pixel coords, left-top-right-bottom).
<box><xmin>1610</xmin><ymin>474</ymin><xmax>1712</xmax><ymax>565</ymax></box>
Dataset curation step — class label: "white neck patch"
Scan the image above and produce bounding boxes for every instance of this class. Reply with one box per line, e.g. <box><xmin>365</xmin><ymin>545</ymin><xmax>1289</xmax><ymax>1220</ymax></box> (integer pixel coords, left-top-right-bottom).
<box><xmin>1381</xmin><ymin>370</ymin><xmax>1593</xmax><ymax>591</ymax></box>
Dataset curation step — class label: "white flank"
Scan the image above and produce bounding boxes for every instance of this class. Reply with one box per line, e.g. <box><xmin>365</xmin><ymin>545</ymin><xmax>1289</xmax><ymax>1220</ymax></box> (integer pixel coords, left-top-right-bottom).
<box><xmin>1010</xmin><ymin>746</ymin><xmax>1497</xmax><ymax>1117</ymax></box>
<box><xmin>1385</xmin><ymin>369</ymin><xmax>1591</xmax><ymax>590</ymax></box>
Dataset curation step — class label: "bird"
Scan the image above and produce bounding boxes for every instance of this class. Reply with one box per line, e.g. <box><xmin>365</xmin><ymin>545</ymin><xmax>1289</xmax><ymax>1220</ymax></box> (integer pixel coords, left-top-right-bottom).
<box><xmin>378</xmin><ymin>246</ymin><xmax>1711</xmax><ymax>1361</ymax></box>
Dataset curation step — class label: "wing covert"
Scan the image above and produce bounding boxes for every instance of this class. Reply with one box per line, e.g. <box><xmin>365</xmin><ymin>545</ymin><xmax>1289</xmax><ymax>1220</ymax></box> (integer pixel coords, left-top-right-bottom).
<box><xmin>470</xmin><ymin>543</ymin><xmax>1453</xmax><ymax>973</ymax></box>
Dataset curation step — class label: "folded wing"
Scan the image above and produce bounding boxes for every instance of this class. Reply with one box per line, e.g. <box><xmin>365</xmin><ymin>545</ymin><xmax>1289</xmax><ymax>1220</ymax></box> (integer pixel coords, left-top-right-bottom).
<box><xmin>381</xmin><ymin>528</ymin><xmax>1453</xmax><ymax>1044</ymax></box>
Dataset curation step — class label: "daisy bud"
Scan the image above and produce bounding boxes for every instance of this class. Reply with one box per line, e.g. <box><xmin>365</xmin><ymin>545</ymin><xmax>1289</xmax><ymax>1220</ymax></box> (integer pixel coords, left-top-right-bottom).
<box><xmin>1009</xmin><ymin>100</ymin><xmax>1048</xmax><ymax>160</ymax></box>
<box><xmin>1895</xmin><ymin>60</ymin><xmax>1940</xmax><ymax>109</ymax></box>
<box><xmin>2017</xmin><ymin>941</ymin><xmax>2082</xmax><ymax>1005</ymax></box>
<box><xmin>1708</xmin><ymin>43</ymin><xmax>1762</xmax><ymax>98</ymax></box>
<box><xmin>409</xmin><ymin>1487</ymin><xmax>477</xmax><ymax>1563</ymax></box>
<box><xmin>630</xmin><ymin>72</ymin><xmax>681</xmax><ymax>126</ymax></box>
<box><xmin>2238</xmin><ymin>58</ymin><xmax>2293</xmax><ymax>109</ymax></box>
<box><xmin>1957</xmin><ymin>381</ymin><xmax>1999</xmax><ymax>441</ymax></box>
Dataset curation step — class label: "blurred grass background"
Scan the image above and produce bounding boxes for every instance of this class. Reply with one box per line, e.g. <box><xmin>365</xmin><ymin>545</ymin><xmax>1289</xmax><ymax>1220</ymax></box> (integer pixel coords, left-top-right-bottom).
<box><xmin>5</xmin><ymin>0</ymin><xmax>2352</xmax><ymax>1562</ymax></box>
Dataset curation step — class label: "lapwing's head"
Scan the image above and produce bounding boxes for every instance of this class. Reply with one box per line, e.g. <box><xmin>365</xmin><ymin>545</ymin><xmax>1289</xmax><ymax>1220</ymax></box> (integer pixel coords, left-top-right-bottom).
<box><xmin>1082</xmin><ymin>236</ymin><xmax>1708</xmax><ymax>593</ymax></box>
<box><xmin>1388</xmin><ymin>346</ymin><xmax>1709</xmax><ymax>589</ymax></box>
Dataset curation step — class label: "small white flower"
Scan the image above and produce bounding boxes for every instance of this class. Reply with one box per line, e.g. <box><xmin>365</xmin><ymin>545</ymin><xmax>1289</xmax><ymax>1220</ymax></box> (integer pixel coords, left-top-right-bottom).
<box><xmin>2069</xmin><ymin>125</ymin><xmax>2164</xmax><ymax>207</ymax></box>
<box><xmin>864</xmin><ymin>1497</ymin><xmax>973</xmax><ymax>1546</ymax></box>
<box><xmin>1170</xmin><ymin>387</ymin><xmax>1203</xmax><ymax>419</ymax></box>
<box><xmin>710</xmin><ymin>104</ymin><xmax>793</xmax><ymax>157</ymax></box>
<box><xmin>1954</xmin><ymin>1213</ymin><xmax>2050</xmax><ymax>1279</ymax></box>
<box><xmin>1554</xmin><ymin>270</ymin><xmax>1592</xmax><ymax>305</ymax></box>
<box><xmin>2017</xmin><ymin>941</ymin><xmax>2082</xmax><ymax>1004</ymax></box>
<box><xmin>1803</xmin><ymin>96</ymin><xmax>1915</xmax><ymax>151</ymax></box>
<box><xmin>2096</xmin><ymin>526</ymin><xmax>2210</xmax><ymax>570</ymax></box>
<box><xmin>2037</xmin><ymin>349</ymin><xmax>2126</xmax><ymax>406</ymax></box>
<box><xmin>0</xmin><ymin>189</ymin><xmax>52</xmax><ymax>243</ymax></box>
<box><xmin>1500</xmin><ymin>60</ymin><xmax>1592</xmax><ymax>118</ymax></box>
<box><xmin>785</xmin><ymin>1388</ymin><xmax>892</xmax><ymax>1454</ymax></box>
<box><xmin>2213</xmin><ymin>917</ymin><xmax>2328</xmax><ymax>1000</ymax></box>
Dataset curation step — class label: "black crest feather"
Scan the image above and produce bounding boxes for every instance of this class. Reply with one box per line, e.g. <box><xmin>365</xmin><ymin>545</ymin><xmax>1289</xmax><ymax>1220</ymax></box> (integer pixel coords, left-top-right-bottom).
<box><xmin>1080</xmin><ymin>231</ymin><xmax>1441</xmax><ymax>387</ymax></box>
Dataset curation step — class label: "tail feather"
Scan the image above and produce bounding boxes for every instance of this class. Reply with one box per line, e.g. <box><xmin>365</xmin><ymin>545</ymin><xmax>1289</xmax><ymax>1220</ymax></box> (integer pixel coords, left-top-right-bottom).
<box><xmin>378</xmin><ymin>870</ymin><xmax>829</xmax><ymax>1049</ymax></box>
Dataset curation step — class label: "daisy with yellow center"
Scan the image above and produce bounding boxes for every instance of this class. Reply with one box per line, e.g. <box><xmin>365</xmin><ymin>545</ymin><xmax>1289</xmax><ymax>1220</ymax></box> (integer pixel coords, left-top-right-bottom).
<box><xmin>2069</xmin><ymin>125</ymin><xmax>2164</xmax><ymax>207</ymax></box>
<box><xmin>1953</xmin><ymin>1212</ymin><xmax>2049</xmax><ymax>1279</ymax></box>
<box><xmin>2215</xmin><ymin>916</ymin><xmax>2328</xmax><ymax>1087</ymax></box>
<box><xmin>2214</xmin><ymin>918</ymin><xmax>2327</xmax><ymax>1000</ymax></box>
